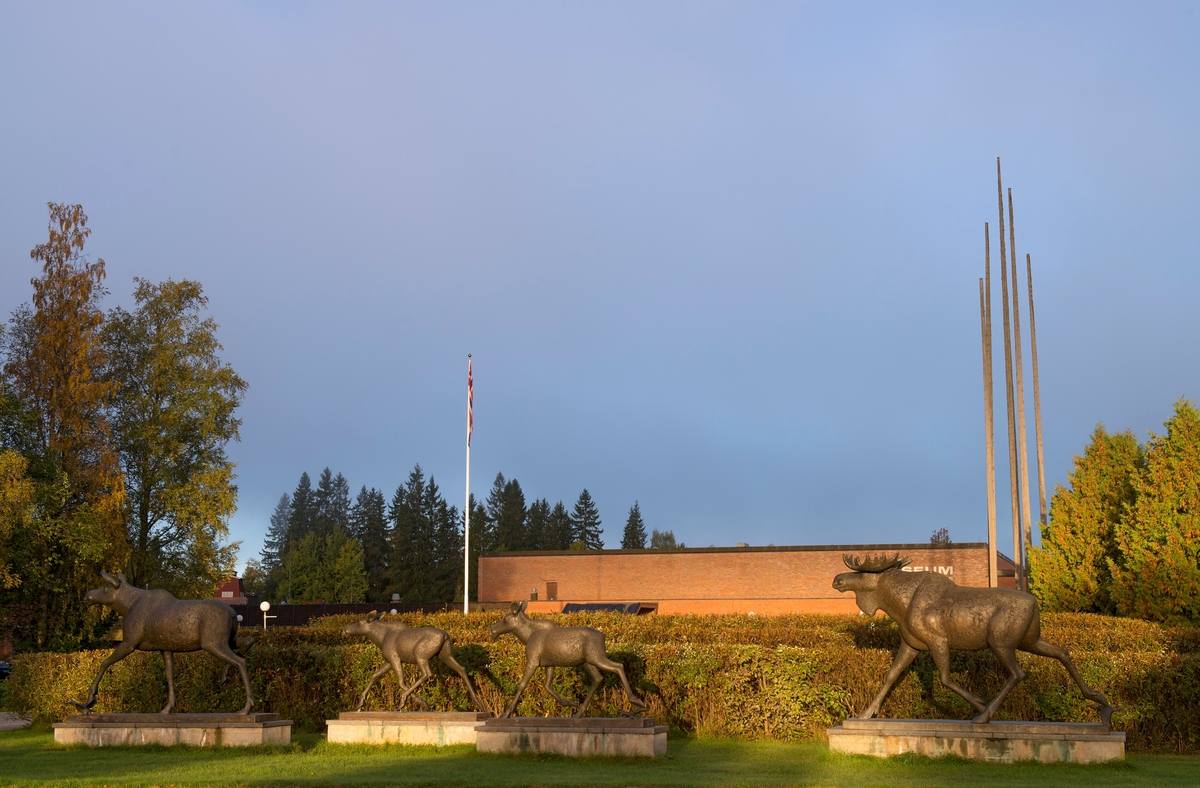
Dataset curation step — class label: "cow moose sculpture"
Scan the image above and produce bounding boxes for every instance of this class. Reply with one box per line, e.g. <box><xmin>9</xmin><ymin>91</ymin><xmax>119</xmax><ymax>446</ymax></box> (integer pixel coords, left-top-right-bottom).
<box><xmin>833</xmin><ymin>553</ymin><xmax>1116</xmax><ymax>725</ymax></box>
<box><xmin>342</xmin><ymin>612</ymin><xmax>484</xmax><ymax>713</ymax></box>
<box><xmin>72</xmin><ymin>570</ymin><xmax>254</xmax><ymax>715</ymax></box>
<box><xmin>488</xmin><ymin>600</ymin><xmax>646</xmax><ymax>719</ymax></box>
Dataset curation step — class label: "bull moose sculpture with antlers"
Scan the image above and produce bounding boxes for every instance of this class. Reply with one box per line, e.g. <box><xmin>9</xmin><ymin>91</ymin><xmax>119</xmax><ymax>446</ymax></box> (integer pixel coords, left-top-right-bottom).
<box><xmin>72</xmin><ymin>570</ymin><xmax>254</xmax><ymax>714</ymax></box>
<box><xmin>833</xmin><ymin>553</ymin><xmax>1116</xmax><ymax>725</ymax></box>
<box><xmin>342</xmin><ymin>611</ymin><xmax>484</xmax><ymax>713</ymax></box>
<box><xmin>488</xmin><ymin>601</ymin><xmax>647</xmax><ymax>718</ymax></box>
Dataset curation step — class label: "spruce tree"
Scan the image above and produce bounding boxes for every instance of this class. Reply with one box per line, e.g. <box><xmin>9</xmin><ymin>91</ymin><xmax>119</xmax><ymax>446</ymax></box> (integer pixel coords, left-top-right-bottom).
<box><xmin>484</xmin><ymin>473</ymin><xmax>507</xmax><ymax>548</ymax></box>
<box><xmin>1110</xmin><ymin>399</ymin><xmax>1200</xmax><ymax>621</ymax></box>
<box><xmin>526</xmin><ymin>498</ymin><xmax>551</xmax><ymax>550</ymax></box>
<box><xmin>281</xmin><ymin>526</ymin><xmax>367</xmax><ymax>603</ymax></box>
<box><xmin>621</xmin><ymin>501</ymin><xmax>647</xmax><ymax>549</ymax></box>
<box><xmin>313</xmin><ymin>468</ymin><xmax>351</xmax><ymax>540</ymax></box>
<box><xmin>1029</xmin><ymin>425</ymin><xmax>1142</xmax><ymax>614</ymax></box>
<box><xmin>464</xmin><ymin>493</ymin><xmax>490</xmax><ymax>602</ymax></box>
<box><xmin>287</xmin><ymin>472</ymin><xmax>315</xmax><ymax>545</ymax></box>
<box><xmin>323</xmin><ymin>526</ymin><xmax>368</xmax><ymax>603</ymax></box>
<box><xmin>426</xmin><ymin>476</ymin><xmax>461</xmax><ymax>602</ymax></box>
<box><xmin>388</xmin><ymin>465</ymin><xmax>438</xmax><ymax>602</ymax></box>
<box><xmin>260</xmin><ymin>493</ymin><xmax>291</xmax><ymax>572</ymax></box>
<box><xmin>547</xmin><ymin>501</ymin><xmax>573</xmax><ymax>549</ymax></box>
<box><xmin>495</xmin><ymin>477</ymin><xmax>529</xmax><ymax>551</ymax></box>
<box><xmin>351</xmin><ymin>485</ymin><xmax>389</xmax><ymax>601</ymax></box>
<box><xmin>570</xmin><ymin>489</ymin><xmax>603</xmax><ymax>550</ymax></box>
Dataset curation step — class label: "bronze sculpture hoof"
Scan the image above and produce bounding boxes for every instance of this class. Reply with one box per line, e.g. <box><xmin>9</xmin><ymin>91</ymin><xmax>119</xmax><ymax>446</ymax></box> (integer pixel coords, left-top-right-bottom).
<box><xmin>1099</xmin><ymin>704</ymin><xmax>1120</xmax><ymax>727</ymax></box>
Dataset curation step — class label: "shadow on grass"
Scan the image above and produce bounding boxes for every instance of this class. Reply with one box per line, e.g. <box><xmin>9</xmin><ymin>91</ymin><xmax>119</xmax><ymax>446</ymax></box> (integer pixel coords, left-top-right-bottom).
<box><xmin>1</xmin><ymin>727</ymin><xmax>1195</xmax><ymax>788</ymax></box>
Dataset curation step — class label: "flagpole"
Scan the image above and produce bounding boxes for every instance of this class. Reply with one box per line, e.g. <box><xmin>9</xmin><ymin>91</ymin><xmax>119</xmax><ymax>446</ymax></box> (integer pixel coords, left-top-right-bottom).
<box><xmin>463</xmin><ymin>354</ymin><xmax>472</xmax><ymax>615</ymax></box>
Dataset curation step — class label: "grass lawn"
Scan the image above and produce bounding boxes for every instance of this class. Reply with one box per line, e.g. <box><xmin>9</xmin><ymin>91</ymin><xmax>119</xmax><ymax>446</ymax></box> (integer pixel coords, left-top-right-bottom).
<box><xmin>1</xmin><ymin>728</ymin><xmax>1197</xmax><ymax>788</ymax></box>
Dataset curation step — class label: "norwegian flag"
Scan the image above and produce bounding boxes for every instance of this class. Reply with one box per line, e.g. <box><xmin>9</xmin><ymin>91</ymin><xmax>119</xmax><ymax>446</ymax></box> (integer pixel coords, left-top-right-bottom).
<box><xmin>467</xmin><ymin>357</ymin><xmax>473</xmax><ymax>446</ymax></box>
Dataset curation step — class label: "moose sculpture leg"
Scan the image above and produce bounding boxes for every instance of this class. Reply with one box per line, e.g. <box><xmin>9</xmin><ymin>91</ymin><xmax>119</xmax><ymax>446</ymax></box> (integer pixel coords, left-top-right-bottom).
<box><xmin>858</xmin><ymin>640</ymin><xmax>919</xmax><ymax>720</ymax></box>
<box><xmin>75</xmin><ymin>640</ymin><xmax>138</xmax><ymax>711</ymax></box>
<box><xmin>204</xmin><ymin>640</ymin><xmax>254</xmax><ymax>715</ymax></box>
<box><xmin>1024</xmin><ymin>637</ymin><xmax>1116</xmax><ymax>725</ymax></box>
<box><xmin>541</xmin><ymin>667</ymin><xmax>578</xmax><ymax>709</ymax></box>
<box><xmin>161</xmin><ymin>652</ymin><xmax>176</xmax><ymax>714</ymax></box>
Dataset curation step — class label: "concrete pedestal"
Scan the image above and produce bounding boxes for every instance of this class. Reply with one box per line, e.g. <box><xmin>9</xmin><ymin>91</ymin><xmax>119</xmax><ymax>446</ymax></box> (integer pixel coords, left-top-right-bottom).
<box><xmin>827</xmin><ymin>718</ymin><xmax>1124</xmax><ymax>763</ymax></box>
<box><xmin>476</xmin><ymin>717</ymin><xmax>668</xmax><ymax>758</ymax></box>
<box><xmin>53</xmin><ymin>713</ymin><xmax>291</xmax><ymax>747</ymax></box>
<box><xmin>326</xmin><ymin>711</ymin><xmax>492</xmax><ymax>745</ymax></box>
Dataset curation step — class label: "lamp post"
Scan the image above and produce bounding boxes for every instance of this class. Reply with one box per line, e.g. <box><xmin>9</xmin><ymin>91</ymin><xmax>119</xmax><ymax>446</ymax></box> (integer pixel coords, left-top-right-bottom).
<box><xmin>260</xmin><ymin>600</ymin><xmax>275</xmax><ymax>630</ymax></box>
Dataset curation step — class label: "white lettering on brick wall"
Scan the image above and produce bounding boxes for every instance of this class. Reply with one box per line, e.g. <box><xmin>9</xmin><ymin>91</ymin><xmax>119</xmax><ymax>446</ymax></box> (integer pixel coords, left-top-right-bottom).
<box><xmin>902</xmin><ymin>565</ymin><xmax>954</xmax><ymax>576</ymax></box>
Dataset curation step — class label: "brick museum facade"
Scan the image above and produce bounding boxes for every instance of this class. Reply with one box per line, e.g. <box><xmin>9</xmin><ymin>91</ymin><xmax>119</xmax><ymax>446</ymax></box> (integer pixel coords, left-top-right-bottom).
<box><xmin>478</xmin><ymin>543</ymin><xmax>1018</xmax><ymax>615</ymax></box>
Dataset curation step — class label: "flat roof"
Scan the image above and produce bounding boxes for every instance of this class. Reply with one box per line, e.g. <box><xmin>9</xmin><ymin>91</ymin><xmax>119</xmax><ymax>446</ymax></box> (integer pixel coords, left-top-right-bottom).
<box><xmin>482</xmin><ymin>542</ymin><xmax>988</xmax><ymax>558</ymax></box>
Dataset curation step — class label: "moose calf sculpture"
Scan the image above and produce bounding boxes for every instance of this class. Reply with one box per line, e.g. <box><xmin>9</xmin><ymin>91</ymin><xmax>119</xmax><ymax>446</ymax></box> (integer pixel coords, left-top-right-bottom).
<box><xmin>488</xmin><ymin>600</ymin><xmax>646</xmax><ymax>719</ymax></box>
<box><xmin>833</xmin><ymin>554</ymin><xmax>1116</xmax><ymax>725</ymax></box>
<box><xmin>342</xmin><ymin>612</ymin><xmax>484</xmax><ymax>713</ymax></box>
<box><xmin>73</xmin><ymin>570</ymin><xmax>254</xmax><ymax>715</ymax></box>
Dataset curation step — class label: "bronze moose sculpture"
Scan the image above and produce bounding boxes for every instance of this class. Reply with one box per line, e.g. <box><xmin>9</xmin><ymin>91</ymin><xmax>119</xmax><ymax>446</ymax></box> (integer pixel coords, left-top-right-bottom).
<box><xmin>73</xmin><ymin>570</ymin><xmax>254</xmax><ymax>714</ymax></box>
<box><xmin>488</xmin><ymin>600</ymin><xmax>646</xmax><ymax>719</ymax></box>
<box><xmin>342</xmin><ymin>611</ymin><xmax>484</xmax><ymax>713</ymax></box>
<box><xmin>833</xmin><ymin>554</ymin><xmax>1116</xmax><ymax>724</ymax></box>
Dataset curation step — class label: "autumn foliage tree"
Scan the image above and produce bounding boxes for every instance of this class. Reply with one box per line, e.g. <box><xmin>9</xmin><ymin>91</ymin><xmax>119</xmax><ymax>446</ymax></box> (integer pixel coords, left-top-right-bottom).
<box><xmin>1</xmin><ymin>203</ymin><xmax>125</xmax><ymax>647</ymax></box>
<box><xmin>1029</xmin><ymin>425</ymin><xmax>1143</xmax><ymax>614</ymax></box>
<box><xmin>2</xmin><ymin>205</ymin><xmax>248</xmax><ymax>649</ymax></box>
<box><xmin>0</xmin><ymin>449</ymin><xmax>34</xmax><ymax>590</ymax></box>
<box><xmin>102</xmin><ymin>278</ymin><xmax>247</xmax><ymax>598</ymax></box>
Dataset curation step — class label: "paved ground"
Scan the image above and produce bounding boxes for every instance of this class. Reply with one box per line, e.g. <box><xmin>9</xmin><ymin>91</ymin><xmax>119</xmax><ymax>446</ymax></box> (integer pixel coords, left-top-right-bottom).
<box><xmin>0</xmin><ymin>713</ymin><xmax>30</xmax><ymax>731</ymax></box>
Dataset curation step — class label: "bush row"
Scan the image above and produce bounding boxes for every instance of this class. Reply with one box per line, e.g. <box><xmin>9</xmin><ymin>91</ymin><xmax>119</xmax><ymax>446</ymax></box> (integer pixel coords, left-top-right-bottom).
<box><xmin>4</xmin><ymin>612</ymin><xmax>1197</xmax><ymax>753</ymax></box>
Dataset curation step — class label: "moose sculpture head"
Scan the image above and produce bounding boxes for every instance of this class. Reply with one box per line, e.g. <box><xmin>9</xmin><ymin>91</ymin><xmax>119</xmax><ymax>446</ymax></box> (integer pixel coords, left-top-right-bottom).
<box><xmin>83</xmin><ymin>570</ymin><xmax>127</xmax><ymax>609</ymax></box>
<box><xmin>833</xmin><ymin>553</ymin><xmax>1116</xmax><ymax>725</ymax></box>
<box><xmin>832</xmin><ymin>553</ymin><xmax>912</xmax><ymax>615</ymax></box>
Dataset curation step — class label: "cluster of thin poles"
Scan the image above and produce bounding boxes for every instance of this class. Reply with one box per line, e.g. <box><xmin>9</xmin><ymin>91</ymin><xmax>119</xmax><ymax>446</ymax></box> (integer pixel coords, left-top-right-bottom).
<box><xmin>980</xmin><ymin>158</ymin><xmax>1047</xmax><ymax>592</ymax></box>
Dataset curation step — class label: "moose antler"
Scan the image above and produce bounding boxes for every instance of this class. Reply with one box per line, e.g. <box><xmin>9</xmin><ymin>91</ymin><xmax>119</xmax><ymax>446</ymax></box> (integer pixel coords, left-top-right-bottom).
<box><xmin>843</xmin><ymin>553</ymin><xmax>911</xmax><ymax>573</ymax></box>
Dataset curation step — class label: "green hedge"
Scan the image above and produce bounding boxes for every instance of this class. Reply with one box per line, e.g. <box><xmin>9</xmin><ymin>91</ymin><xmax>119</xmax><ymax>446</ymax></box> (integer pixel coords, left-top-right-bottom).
<box><xmin>5</xmin><ymin>612</ymin><xmax>1198</xmax><ymax>753</ymax></box>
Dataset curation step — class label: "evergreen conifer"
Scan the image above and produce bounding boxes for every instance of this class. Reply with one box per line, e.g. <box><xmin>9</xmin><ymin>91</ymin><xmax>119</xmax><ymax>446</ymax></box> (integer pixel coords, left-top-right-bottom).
<box><xmin>547</xmin><ymin>501</ymin><xmax>573</xmax><ymax>550</ymax></box>
<box><xmin>388</xmin><ymin>465</ymin><xmax>433</xmax><ymax>601</ymax></box>
<box><xmin>426</xmin><ymin>476</ymin><xmax>461</xmax><ymax>602</ymax></box>
<box><xmin>287</xmin><ymin>472</ymin><xmax>315</xmax><ymax>545</ymax></box>
<box><xmin>526</xmin><ymin>498</ymin><xmax>551</xmax><ymax>550</ymax></box>
<box><xmin>464</xmin><ymin>493</ymin><xmax>489</xmax><ymax>602</ymax></box>
<box><xmin>495</xmin><ymin>477</ymin><xmax>528</xmax><ymax>551</ymax></box>
<box><xmin>570</xmin><ymin>489</ymin><xmax>603</xmax><ymax>550</ymax></box>
<box><xmin>313</xmin><ymin>468</ymin><xmax>351</xmax><ymax>539</ymax></box>
<box><xmin>351</xmin><ymin>485</ymin><xmax>390</xmax><ymax>601</ymax></box>
<box><xmin>261</xmin><ymin>493</ymin><xmax>291</xmax><ymax>572</ymax></box>
<box><xmin>621</xmin><ymin>501</ymin><xmax>647</xmax><ymax>549</ymax></box>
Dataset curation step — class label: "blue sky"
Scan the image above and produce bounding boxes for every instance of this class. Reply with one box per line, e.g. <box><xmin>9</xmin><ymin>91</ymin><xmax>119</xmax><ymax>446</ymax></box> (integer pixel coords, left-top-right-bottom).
<box><xmin>2</xmin><ymin>2</ymin><xmax>1197</xmax><ymax>564</ymax></box>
